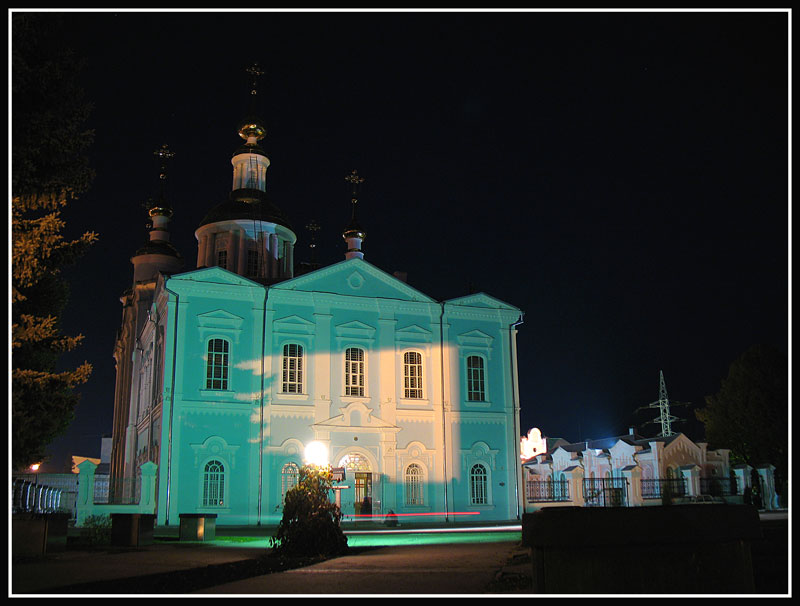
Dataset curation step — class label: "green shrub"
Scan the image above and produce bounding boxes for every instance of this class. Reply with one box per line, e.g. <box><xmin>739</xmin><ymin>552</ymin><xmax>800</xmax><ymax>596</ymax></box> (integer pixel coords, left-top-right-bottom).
<box><xmin>272</xmin><ymin>465</ymin><xmax>348</xmax><ymax>558</ymax></box>
<box><xmin>82</xmin><ymin>514</ymin><xmax>111</xmax><ymax>545</ymax></box>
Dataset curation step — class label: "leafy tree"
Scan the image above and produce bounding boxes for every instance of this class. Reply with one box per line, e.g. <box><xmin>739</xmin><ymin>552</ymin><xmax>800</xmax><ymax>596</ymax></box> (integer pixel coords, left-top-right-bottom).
<box><xmin>11</xmin><ymin>13</ymin><xmax>98</xmax><ymax>470</ymax></box>
<box><xmin>695</xmin><ymin>344</ymin><xmax>788</xmax><ymax>495</ymax></box>
<box><xmin>273</xmin><ymin>465</ymin><xmax>348</xmax><ymax>557</ymax></box>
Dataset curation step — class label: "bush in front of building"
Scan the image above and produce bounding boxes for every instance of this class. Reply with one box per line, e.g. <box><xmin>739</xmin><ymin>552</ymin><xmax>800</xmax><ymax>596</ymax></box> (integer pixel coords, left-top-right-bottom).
<box><xmin>272</xmin><ymin>465</ymin><xmax>348</xmax><ymax>557</ymax></box>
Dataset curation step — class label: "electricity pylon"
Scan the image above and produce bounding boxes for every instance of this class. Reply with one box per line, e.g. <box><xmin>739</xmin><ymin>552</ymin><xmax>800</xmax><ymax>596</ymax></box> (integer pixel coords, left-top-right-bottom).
<box><xmin>636</xmin><ymin>370</ymin><xmax>688</xmax><ymax>437</ymax></box>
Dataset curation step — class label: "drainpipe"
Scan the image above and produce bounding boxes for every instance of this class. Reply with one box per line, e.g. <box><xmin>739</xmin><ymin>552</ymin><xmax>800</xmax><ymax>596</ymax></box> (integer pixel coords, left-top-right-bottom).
<box><xmin>163</xmin><ymin>285</ymin><xmax>180</xmax><ymax>526</ymax></box>
<box><xmin>439</xmin><ymin>302</ymin><xmax>449</xmax><ymax>523</ymax></box>
<box><xmin>509</xmin><ymin>314</ymin><xmax>524</xmax><ymax>520</ymax></box>
<box><xmin>257</xmin><ymin>285</ymin><xmax>269</xmax><ymax>524</ymax></box>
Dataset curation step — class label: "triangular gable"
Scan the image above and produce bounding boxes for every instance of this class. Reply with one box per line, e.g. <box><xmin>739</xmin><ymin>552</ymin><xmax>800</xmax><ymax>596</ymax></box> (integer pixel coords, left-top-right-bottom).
<box><xmin>335</xmin><ymin>320</ymin><xmax>377</xmax><ymax>339</ymax></box>
<box><xmin>396</xmin><ymin>324</ymin><xmax>434</xmax><ymax>343</ymax></box>
<box><xmin>169</xmin><ymin>266</ymin><xmax>262</xmax><ymax>288</ymax></box>
<box><xmin>273</xmin><ymin>314</ymin><xmax>315</xmax><ymax>335</ymax></box>
<box><xmin>197</xmin><ymin>309</ymin><xmax>245</xmax><ymax>330</ymax></box>
<box><xmin>662</xmin><ymin>433</ymin><xmax>701</xmax><ymax>457</ymax></box>
<box><xmin>271</xmin><ymin>258</ymin><xmax>436</xmax><ymax>303</ymax></box>
<box><xmin>312</xmin><ymin>402</ymin><xmax>400</xmax><ymax>431</ymax></box>
<box><xmin>457</xmin><ymin>329</ymin><xmax>494</xmax><ymax>347</ymax></box>
<box><xmin>445</xmin><ymin>292</ymin><xmax>519</xmax><ymax>311</ymax></box>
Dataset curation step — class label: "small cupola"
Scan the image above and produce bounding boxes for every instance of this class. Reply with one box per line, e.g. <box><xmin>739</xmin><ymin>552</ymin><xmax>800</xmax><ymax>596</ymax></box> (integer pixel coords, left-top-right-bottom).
<box><xmin>131</xmin><ymin>144</ymin><xmax>183</xmax><ymax>283</ymax></box>
<box><xmin>342</xmin><ymin>169</ymin><xmax>366</xmax><ymax>260</ymax></box>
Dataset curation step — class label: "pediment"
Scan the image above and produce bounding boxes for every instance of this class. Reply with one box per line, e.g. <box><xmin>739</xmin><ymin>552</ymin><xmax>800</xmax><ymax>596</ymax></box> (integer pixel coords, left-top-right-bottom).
<box><xmin>313</xmin><ymin>402</ymin><xmax>400</xmax><ymax>432</ymax></box>
<box><xmin>172</xmin><ymin>266</ymin><xmax>261</xmax><ymax>287</ymax></box>
<box><xmin>273</xmin><ymin>314</ymin><xmax>316</xmax><ymax>335</ymax></box>
<box><xmin>457</xmin><ymin>329</ymin><xmax>494</xmax><ymax>347</ymax></box>
<box><xmin>396</xmin><ymin>324</ymin><xmax>434</xmax><ymax>343</ymax></box>
<box><xmin>197</xmin><ymin>309</ymin><xmax>245</xmax><ymax>330</ymax></box>
<box><xmin>445</xmin><ymin>292</ymin><xmax>519</xmax><ymax>311</ymax></box>
<box><xmin>335</xmin><ymin>320</ymin><xmax>376</xmax><ymax>339</ymax></box>
<box><xmin>271</xmin><ymin>258</ymin><xmax>436</xmax><ymax>303</ymax></box>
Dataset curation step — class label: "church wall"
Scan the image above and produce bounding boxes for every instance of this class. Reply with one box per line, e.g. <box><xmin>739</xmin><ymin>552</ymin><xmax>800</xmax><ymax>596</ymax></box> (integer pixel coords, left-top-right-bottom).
<box><xmin>143</xmin><ymin>265</ymin><xmax>522</xmax><ymax>525</ymax></box>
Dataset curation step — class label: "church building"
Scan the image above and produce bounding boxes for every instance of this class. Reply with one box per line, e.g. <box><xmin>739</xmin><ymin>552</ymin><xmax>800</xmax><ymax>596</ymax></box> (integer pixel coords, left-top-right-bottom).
<box><xmin>108</xmin><ymin>70</ymin><xmax>525</xmax><ymax>526</ymax></box>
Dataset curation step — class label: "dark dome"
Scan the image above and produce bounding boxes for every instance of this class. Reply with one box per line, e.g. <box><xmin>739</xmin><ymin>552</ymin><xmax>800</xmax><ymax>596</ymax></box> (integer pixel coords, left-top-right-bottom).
<box><xmin>134</xmin><ymin>239</ymin><xmax>183</xmax><ymax>259</ymax></box>
<box><xmin>199</xmin><ymin>188</ymin><xmax>293</xmax><ymax>231</ymax></box>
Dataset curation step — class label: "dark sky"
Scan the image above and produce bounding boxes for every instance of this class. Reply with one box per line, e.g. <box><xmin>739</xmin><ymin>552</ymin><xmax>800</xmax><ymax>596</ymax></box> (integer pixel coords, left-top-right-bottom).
<box><xmin>28</xmin><ymin>10</ymin><xmax>788</xmax><ymax>472</ymax></box>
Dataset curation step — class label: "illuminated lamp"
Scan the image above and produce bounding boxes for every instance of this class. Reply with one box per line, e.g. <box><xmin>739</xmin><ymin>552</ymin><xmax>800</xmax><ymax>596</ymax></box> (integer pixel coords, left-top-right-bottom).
<box><xmin>304</xmin><ymin>441</ymin><xmax>329</xmax><ymax>467</ymax></box>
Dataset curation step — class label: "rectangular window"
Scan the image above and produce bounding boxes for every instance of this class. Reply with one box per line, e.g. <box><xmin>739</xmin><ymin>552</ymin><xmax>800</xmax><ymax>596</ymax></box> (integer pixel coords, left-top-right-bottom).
<box><xmin>206</xmin><ymin>339</ymin><xmax>229</xmax><ymax>390</ymax></box>
<box><xmin>467</xmin><ymin>356</ymin><xmax>486</xmax><ymax>401</ymax></box>
<box><xmin>246</xmin><ymin>249</ymin><xmax>259</xmax><ymax>277</ymax></box>
<box><xmin>282</xmin><ymin>344</ymin><xmax>304</xmax><ymax>393</ymax></box>
<box><xmin>217</xmin><ymin>250</ymin><xmax>227</xmax><ymax>270</ymax></box>
<box><xmin>345</xmin><ymin>348</ymin><xmax>365</xmax><ymax>397</ymax></box>
<box><xmin>403</xmin><ymin>351</ymin><xmax>423</xmax><ymax>399</ymax></box>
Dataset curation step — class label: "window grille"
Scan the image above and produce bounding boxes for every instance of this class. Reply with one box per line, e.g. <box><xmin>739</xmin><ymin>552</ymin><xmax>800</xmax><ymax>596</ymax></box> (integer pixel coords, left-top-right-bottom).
<box><xmin>281</xmin><ymin>463</ymin><xmax>299</xmax><ymax>500</ymax></box>
<box><xmin>203</xmin><ymin>460</ymin><xmax>225</xmax><ymax>507</ymax></box>
<box><xmin>282</xmin><ymin>344</ymin><xmax>304</xmax><ymax>393</ymax></box>
<box><xmin>206</xmin><ymin>339</ymin><xmax>230</xmax><ymax>390</ymax></box>
<box><xmin>403</xmin><ymin>351</ymin><xmax>423</xmax><ymax>398</ymax></box>
<box><xmin>467</xmin><ymin>356</ymin><xmax>486</xmax><ymax>401</ymax></box>
<box><xmin>405</xmin><ymin>463</ymin><xmax>424</xmax><ymax>505</ymax></box>
<box><xmin>345</xmin><ymin>348</ymin><xmax>365</xmax><ymax>396</ymax></box>
<box><xmin>246</xmin><ymin>249</ymin><xmax>259</xmax><ymax>277</ymax></box>
<box><xmin>217</xmin><ymin>249</ymin><xmax>227</xmax><ymax>270</ymax></box>
<box><xmin>470</xmin><ymin>463</ymin><xmax>488</xmax><ymax>505</ymax></box>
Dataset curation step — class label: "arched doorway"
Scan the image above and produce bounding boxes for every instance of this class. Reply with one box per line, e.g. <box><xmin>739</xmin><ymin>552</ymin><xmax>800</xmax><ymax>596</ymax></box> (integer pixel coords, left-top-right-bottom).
<box><xmin>338</xmin><ymin>453</ymin><xmax>372</xmax><ymax>517</ymax></box>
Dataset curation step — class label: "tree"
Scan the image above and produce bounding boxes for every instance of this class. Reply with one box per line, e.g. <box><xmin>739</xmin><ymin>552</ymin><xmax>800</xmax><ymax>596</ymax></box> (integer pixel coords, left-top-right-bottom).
<box><xmin>11</xmin><ymin>13</ymin><xmax>98</xmax><ymax>470</ymax></box>
<box><xmin>695</xmin><ymin>344</ymin><xmax>788</xmax><ymax>494</ymax></box>
<box><xmin>273</xmin><ymin>465</ymin><xmax>348</xmax><ymax>557</ymax></box>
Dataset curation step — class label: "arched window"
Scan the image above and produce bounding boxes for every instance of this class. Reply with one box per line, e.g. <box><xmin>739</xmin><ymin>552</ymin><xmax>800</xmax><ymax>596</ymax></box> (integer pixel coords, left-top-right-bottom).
<box><xmin>470</xmin><ymin>463</ymin><xmax>488</xmax><ymax>505</ymax></box>
<box><xmin>281</xmin><ymin>462</ymin><xmax>299</xmax><ymax>500</ymax></box>
<box><xmin>282</xmin><ymin>344</ymin><xmax>304</xmax><ymax>393</ymax></box>
<box><xmin>203</xmin><ymin>460</ymin><xmax>225</xmax><ymax>507</ymax></box>
<box><xmin>466</xmin><ymin>356</ymin><xmax>486</xmax><ymax>401</ymax></box>
<box><xmin>403</xmin><ymin>351</ymin><xmax>423</xmax><ymax>399</ymax></box>
<box><xmin>345</xmin><ymin>347</ymin><xmax>365</xmax><ymax>397</ymax></box>
<box><xmin>206</xmin><ymin>339</ymin><xmax>230</xmax><ymax>390</ymax></box>
<box><xmin>405</xmin><ymin>463</ymin><xmax>424</xmax><ymax>505</ymax></box>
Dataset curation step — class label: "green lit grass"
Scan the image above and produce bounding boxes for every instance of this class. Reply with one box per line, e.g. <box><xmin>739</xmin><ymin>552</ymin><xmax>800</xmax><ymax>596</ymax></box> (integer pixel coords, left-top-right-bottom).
<box><xmin>346</xmin><ymin>530</ymin><xmax>520</xmax><ymax>548</ymax></box>
<box><xmin>210</xmin><ymin>530</ymin><xmax>520</xmax><ymax>549</ymax></box>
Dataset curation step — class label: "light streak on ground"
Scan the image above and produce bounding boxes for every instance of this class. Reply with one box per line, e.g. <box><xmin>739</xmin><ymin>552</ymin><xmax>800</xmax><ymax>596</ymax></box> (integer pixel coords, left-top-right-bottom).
<box><xmin>208</xmin><ymin>525</ymin><xmax>521</xmax><ymax>549</ymax></box>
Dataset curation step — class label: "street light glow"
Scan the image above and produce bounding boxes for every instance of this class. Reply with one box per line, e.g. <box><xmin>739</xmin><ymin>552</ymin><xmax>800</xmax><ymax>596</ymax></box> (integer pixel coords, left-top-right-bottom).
<box><xmin>304</xmin><ymin>441</ymin><xmax>329</xmax><ymax>467</ymax></box>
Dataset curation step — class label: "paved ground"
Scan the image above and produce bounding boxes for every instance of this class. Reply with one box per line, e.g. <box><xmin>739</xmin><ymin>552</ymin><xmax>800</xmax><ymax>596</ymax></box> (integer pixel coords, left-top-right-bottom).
<box><xmin>12</xmin><ymin>525</ymin><xmax>528</xmax><ymax>596</ymax></box>
<box><xmin>199</xmin><ymin>540</ymin><xmax>525</xmax><ymax>595</ymax></box>
<box><xmin>11</xmin><ymin>512</ymin><xmax>787</xmax><ymax>596</ymax></box>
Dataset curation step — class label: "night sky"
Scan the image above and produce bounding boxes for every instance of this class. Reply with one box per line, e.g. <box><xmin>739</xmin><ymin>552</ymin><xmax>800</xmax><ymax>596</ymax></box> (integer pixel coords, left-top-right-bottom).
<box><xmin>24</xmin><ymin>10</ymin><xmax>788</xmax><ymax>472</ymax></box>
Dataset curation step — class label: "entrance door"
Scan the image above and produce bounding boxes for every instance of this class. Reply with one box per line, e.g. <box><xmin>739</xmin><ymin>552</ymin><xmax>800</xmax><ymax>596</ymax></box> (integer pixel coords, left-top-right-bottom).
<box><xmin>354</xmin><ymin>472</ymin><xmax>373</xmax><ymax>516</ymax></box>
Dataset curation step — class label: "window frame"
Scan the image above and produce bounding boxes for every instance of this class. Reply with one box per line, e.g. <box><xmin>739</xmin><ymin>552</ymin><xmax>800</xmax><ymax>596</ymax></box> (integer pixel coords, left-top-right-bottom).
<box><xmin>466</xmin><ymin>354</ymin><xmax>487</xmax><ymax>402</ymax></box>
<box><xmin>281</xmin><ymin>343</ymin><xmax>305</xmax><ymax>394</ymax></box>
<box><xmin>469</xmin><ymin>463</ymin><xmax>489</xmax><ymax>506</ymax></box>
<box><xmin>402</xmin><ymin>350</ymin><xmax>424</xmax><ymax>399</ymax></box>
<box><xmin>281</xmin><ymin>462</ymin><xmax>300</xmax><ymax>501</ymax></box>
<box><xmin>205</xmin><ymin>338</ymin><xmax>231</xmax><ymax>391</ymax></box>
<box><xmin>202</xmin><ymin>459</ymin><xmax>226</xmax><ymax>508</ymax></box>
<box><xmin>404</xmin><ymin>463</ymin><xmax>425</xmax><ymax>506</ymax></box>
<box><xmin>344</xmin><ymin>347</ymin><xmax>366</xmax><ymax>397</ymax></box>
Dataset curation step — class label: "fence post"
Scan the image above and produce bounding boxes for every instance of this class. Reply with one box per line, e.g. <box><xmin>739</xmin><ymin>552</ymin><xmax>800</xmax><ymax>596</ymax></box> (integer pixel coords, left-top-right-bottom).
<box><xmin>76</xmin><ymin>459</ymin><xmax>98</xmax><ymax>525</ymax></box>
<box><xmin>621</xmin><ymin>466</ymin><xmax>642</xmax><ymax>506</ymax></box>
<box><xmin>755</xmin><ymin>465</ymin><xmax>777</xmax><ymax>510</ymax></box>
<box><xmin>680</xmin><ymin>465</ymin><xmax>700</xmax><ymax>498</ymax></box>
<box><xmin>732</xmin><ymin>465</ymin><xmax>753</xmax><ymax>502</ymax></box>
<box><xmin>564</xmin><ymin>467</ymin><xmax>585</xmax><ymax>507</ymax></box>
<box><xmin>138</xmin><ymin>461</ymin><xmax>159</xmax><ymax>513</ymax></box>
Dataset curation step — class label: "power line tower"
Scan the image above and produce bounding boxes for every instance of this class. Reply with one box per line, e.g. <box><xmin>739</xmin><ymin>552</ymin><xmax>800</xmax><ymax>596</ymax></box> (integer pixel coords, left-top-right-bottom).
<box><xmin>636</xmin><ymin>370</ymin><xmax>689</xmax><ymax>437</ymax></box>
